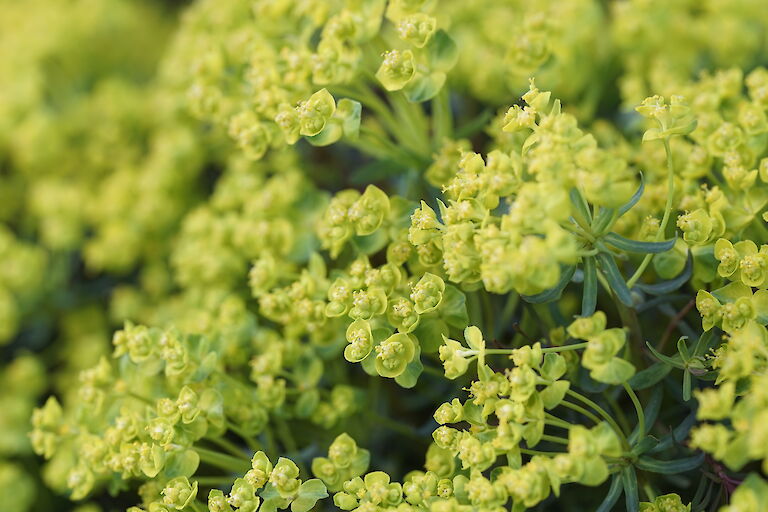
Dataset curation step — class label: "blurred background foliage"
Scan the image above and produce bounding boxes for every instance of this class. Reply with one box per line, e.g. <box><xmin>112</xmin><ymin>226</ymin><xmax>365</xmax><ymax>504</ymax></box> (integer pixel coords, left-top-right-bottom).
<box><xmin>1</xmin><ymin>0</ymin><xmax>768</xmax><ymax>511</ymax></box>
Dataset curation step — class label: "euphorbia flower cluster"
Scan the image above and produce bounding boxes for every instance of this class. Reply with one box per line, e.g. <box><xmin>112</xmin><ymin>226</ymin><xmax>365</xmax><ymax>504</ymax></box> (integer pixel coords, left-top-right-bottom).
<box><xmin>0</xmin><ymin>1</ymin><xmax>767</xmax><ymax>511</ymax></box>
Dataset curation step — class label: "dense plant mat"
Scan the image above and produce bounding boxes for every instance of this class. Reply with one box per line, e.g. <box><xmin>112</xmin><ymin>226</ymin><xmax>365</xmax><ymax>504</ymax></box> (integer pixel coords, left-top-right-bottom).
<box><xmin>2</xmin><ymin>1</ymin><xmax>768</xmax><ymax>511</ymax></box>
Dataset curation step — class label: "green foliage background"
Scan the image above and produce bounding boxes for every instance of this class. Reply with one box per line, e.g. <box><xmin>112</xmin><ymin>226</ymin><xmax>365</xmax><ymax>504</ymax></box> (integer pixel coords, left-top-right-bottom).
<box><xmin>2</xmin><ymin>1</ymin><xmax>768</xmax><ymax>511</ymax></box>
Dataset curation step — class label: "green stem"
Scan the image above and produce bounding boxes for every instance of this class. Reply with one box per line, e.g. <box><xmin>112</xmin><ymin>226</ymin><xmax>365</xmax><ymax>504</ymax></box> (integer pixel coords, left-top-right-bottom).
<box><xmin>596</xmin><ymin>269</ymin><xmax>613</xmax><ymax>297</ymax></box>
<box><xmin>205</xmin><ymin>435</ymin><xmax>247</xmax><ymax>459</ymax></box>
<box><xmin>350</xmin><ymin>128</ymin><xmax>425</xmax><ymax>169</ymax></box>
<box><xmin>559</xmin><ymin>400</ymin><xmax>601</xmax><ymax>424</ymax></box>
<box><xmin>483</xmin><ymin>342</ymin><xmax>588</xmax><ymax>356</ymax></box>
<box><xmin>273</xmin><ymin>416</ymin><xmax>307</xmax><ymax>476</ymax></box>
<box><xmin>627</xmin><ymin>137</ymin><xmax>676</xmax><ymax>288</ymax></box>
<box><xmin>389</xmin><ymin>92</ymin><xmax>430</xmax><ymax>157</ymax></box>
<box><xmin>544</xmin><ymin>414</ymin><xmax>573</xmax><ymax>431</ymax></box>
<box><xmin>521</xmin><ymin>448</ymin><xmax>559</xmax><ymax>457</ymax></box>
<box><xmin>345</xmin><ymin>134</ymin><xmax>391</xmax><ymax>160</ymax></box>
<box><xmin>542</xmin><ymin>342</ymin><xmax>589</xmax><ymax>353</ymax></box>
<box><xmin>565</xmin><ymin>389</ymin><xmax>630</xmax><ymax>450</ymax></box>
<box><xmin>482</xmin><ymin>349</ymin><xmax>515</xmax><ymax>355</ymax></box>
<box><xmin>264</xmin><ymin>427</ymin><xmax>278</xmax><ymax>460</ymax></box>
<box><xmin>496</xmin><ymin>292</ymin><xmax>519</xmax><ymax>339</ymax></box>
<box><xmin>194</xmin><ymin>446</ymin><xmax>251</xmax><ymax>474</ymax></box>
<box><xmin>331</xmin><ymin>81</ymin><xmax>433</xmax><ymax>164</ymax></box>
<box><xmin>359</xmin><ymin>125</ymin><xmax>424</xmax><ymax>166</ymax></box>
<box><xmin>544</xmin><ymin>414</ymin><xmax>568</xmax><ymax>426</ymax></box>
<box><xmin>540</xmin><ymin>434</ymin><xmax>570</xmax><ymax>445</ymax></box>
<box><xmin>623</xmin><ymin>382</ymin><xmax>645</xmax><ymax>439</ymax></box>
<box><xmin>273</xmin><ymin>416</ymin><xmax>298</xmax><ymax>454</ymax></box>
<box><xmin>641</xmin><ymin>481</ymin><xmax>657</xmax><ymax>501</ymax></box>
<box><xmin>432</xmin><ymin>87</ymin><xmax>453</xmax><ymax>147</ymax></box>
<box><xmin>563</xmin><ymin>221</ymin><xmax>596</xmax><ymax>243</ymax></box>
<box><xmin>603</xmin><ymin>390</ymin><xmax>631</xmax><ymax>435</ymax></box>
<box><xmin>616</xmin><ymin>301</ymin><xmax>644</xmax><ymax>365</ymax></box>
<box><xmin>226</xmin><ymin>421</ymin><xmax>262</xmax><ymax>452</ymax></box>
<box><xmin>479</xmin><ymin>291</ymin><xmax>495</xmax><ymax>337</ymax></box>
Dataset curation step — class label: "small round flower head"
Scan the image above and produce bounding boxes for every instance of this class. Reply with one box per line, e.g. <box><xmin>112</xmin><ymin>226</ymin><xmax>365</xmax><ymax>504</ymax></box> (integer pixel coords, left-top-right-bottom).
<box><xmin>503</xmin><ymin>104</ymin><xmax>536</xmax><ymax>133</ymax></box>
<box><xmin>208</xmin><ymin>489</ymin><xmax>233</xmax><ymax>512</ymax></box>
<box><xmin>507</xmin><ymin>365</ymin><xmax>537</xmax><ymax>402</ymax></box>
<box><xmin>375</xmin><ymin>333</ymin><xmax>416</xmax><ymax>378</ymax></box>
<box><xmin>363</xmin><ymin>471</ymin><xmax>403</xmax><ymax>506</ymax></box>
<box><xmin>67</xmin><ymin>464</ymin><xmax>95</xmax><ymax>500</ymax></box>
<box><xmin>714</xmin><ymin>238</ymin><xmax>740</xmax><ymax>278</ymax></box>
<box><xmin>438</xmin><ymin>336</ymin><xmax>471</xmax><ymax>379</ymax></box>
<box><xmin>298</xmin><ymin>89</ymin><xmax>336</xmax><ymax>137</ymax></box>
<box><xmin>349</xmin><ymin>288</ymin><xmax>388</xmax><ymax>320</ymax></box>
<box><xmin>739</xmin><ymin>251</ymin><xmax>768</xmax><ymax>288</ymax></box>
<box><xmin>689</xmin><ymin>424</ymin><xmax>733</xmax><ymax>460</ymax></box>
<box><xmin>694</xmin><ymin>382</ymin><xmax>735</xmax><ymax>421</ymax></box>
<box><xmin>457</xmin><ymin>434</ymin><xmax>496</xmax><ymax>472</ymax></box>
<box><xmin>387</xmin><ymin>296</ymin><xmax>420</xmax><ymax>333</ymax></box>
<box><xmin>720</xmin><ymin>296</ymin><xmax>755</xmax><ymax>333</ymax></box>
<box><xmin>696</xmin><ymin>290</ymin><xmax>723</xmax><ymax>331</ymax></box>
<box><xmin>349</xmin><ymin>185</ymin><xmax>390</xmax><ymax>236</ymax></box>
<box><xmin>397</xmin><ymin>13</ymin><xmax>437</xmax><ymax>48</ymax></box>
<box><xmin>345</xmin><ymin>319</ymin><xmax>374</xmax><ymax>362</ymax></box>
<box><xmin>275</xmin><ymin>104</ymin><xmax>301</xmax><ymax>144</ymax></box>
<box><xmin>269</xmin><ymin>458</ymin><xmax>301</xmax><ymax>498</ymax></box>
<box><xmin>433</xmin><ymin>398</ymin><xmax>464</xmax><ymax>425</ymax></box>
<box><xmin>410</xmin><ymin>273</ymin><xmax>445</xmax><ymax>314</ymax></box>
<box><xmin>247</xmin><ymin>451</ymin><xmax>273</xmax><ymax>489</ymax></box>
<box><xmin>376</xmin><ymin>49</ymin><xmax>416</xmax><ymax>91</ymax></box>
<box><xmin>228</xmin><ymin>112</ymin><xmax>272</xmax><ymax>160</ymax></box>
<box><xmin>162</xmin><ymin>477</ymin><xmax>198</xmax><ymax>510</ymax></box>
<box><xmin>567</xmin><ymin>312</ymin><xmax>607</xmax><ymax>340</ymax></box>
<box><xmin>582</xmin><ymin>329</ymin><xmax>625</xmax><ymax>368</ymax></box>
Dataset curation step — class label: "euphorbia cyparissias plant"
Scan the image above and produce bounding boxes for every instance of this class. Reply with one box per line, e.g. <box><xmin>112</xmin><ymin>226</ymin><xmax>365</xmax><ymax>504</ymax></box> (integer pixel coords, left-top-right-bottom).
<box><xmin>0</xmin><ymin>0</ymin><xmax>766</xmax><ymax>511</ymax></box>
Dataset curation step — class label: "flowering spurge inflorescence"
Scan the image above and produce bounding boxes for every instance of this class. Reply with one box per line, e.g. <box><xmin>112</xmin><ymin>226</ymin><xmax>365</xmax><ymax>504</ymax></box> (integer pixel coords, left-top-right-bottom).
<box><xmin>8</xmin><ymin>0</ymin><xmax>768</xmax><ymax>511</ymax></box>
<box><xmin>639</xmin><ymin>494</ymin><xmax>691</xmax><ymax>512</ymax></box>
<box><xmin>203</xmin><ymin>452</ymin><xmax>327</xmax><ymax>512</ymax></box>
<box><xmin>403</xmin><ymin>79</ymin><xmax>701</xmax><ymax>319</ymax></box>
<box><xmin>430</xmin><ymin>323</ymin><xmax>636</xmax><ymax>508</ymax></box>
<box><xmin>28</xmin><ymin>317</ymin><xmax>360</xmax><ymax>507</ymax></box>
<box><xmin>311</xmin><ymin>434</ymin><xmax>370</xmax><ymax>492</ymax></box>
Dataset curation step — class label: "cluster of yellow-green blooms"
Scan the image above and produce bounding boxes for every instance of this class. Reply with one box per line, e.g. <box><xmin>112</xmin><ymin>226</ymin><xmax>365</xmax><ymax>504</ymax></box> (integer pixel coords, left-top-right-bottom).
<box><xmin>443</xmin><ymin>0</ymin><xmax>607</xmax><ymax>110</ymax></box>
<box><xmin>612</xmin><ymin>1</ymin><xmax>768</xmax><ymax>108</ymax></box>
<box><xmin>409</xmin><ymin>79</ymin><xmax>638</xmax><ymax>300</ymax></box>
<box><xmin>0</xmin><ymin>0</ymin><xmax>197</xmax><ymax>509</ymax></box>
<box><xmin>432</xmin><ymin>327</ymin><xmax>628</xmax><ymax>509</ymax></box>
<box><xmin>687</xmin><ymin>235</ymin><xmax>768</xmax><ymax>477</ymax></box>
<box><xmin>30</xmin><ymin>321</ymin><xmax>359</xmax><ymax>507</ymax></box>
<box><xmin>0</xmin><ymin>355</ymin><xmax>47</xmax><ymax>511</ymax></box>
<box><xmin>3</xmin><ymin>0</ymin><xmax>768</xmax><ymax>511</ymax></box>
<box><xmin>0</xmin><ymin>227</ymin><xmax>48</xmax><ymax>345</ymax></box>
<box><xmin>0</xmin><ymin>0</ymin><xmax>197</xmax><ymax>272</ymax></box>
<box><xmin>164</xmin><ymin>0</ymin><xmax>465</xmax><ymax>162</ymax></box>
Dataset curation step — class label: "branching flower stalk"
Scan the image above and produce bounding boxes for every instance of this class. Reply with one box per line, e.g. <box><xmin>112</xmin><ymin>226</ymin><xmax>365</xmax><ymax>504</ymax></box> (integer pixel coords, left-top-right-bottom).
<box><xmin>0</xmin><ymin>1</ymin><xmax>766</xmax><ymax>512</ymax></box>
